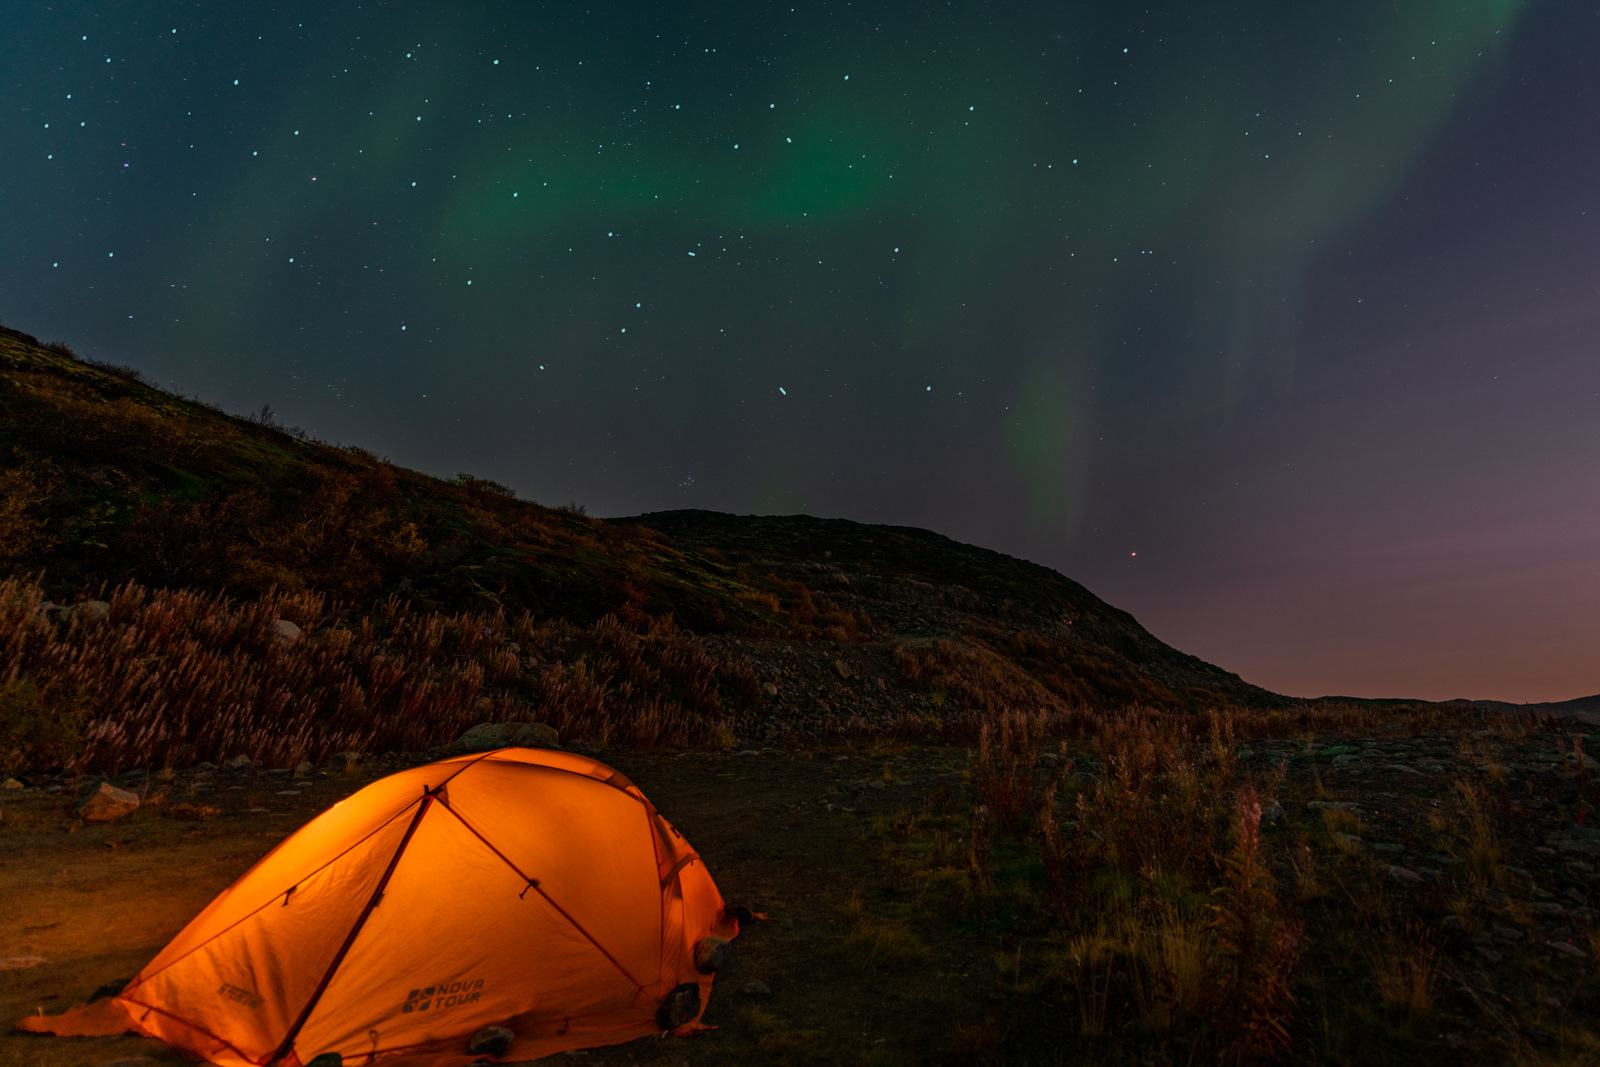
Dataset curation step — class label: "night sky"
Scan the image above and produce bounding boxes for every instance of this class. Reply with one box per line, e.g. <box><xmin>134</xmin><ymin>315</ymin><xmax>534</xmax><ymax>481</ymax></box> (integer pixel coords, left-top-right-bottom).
<box><xmin>5</xmin><ymin>2</ymin><xmax>1597</xmax><ymax>703</ymax></box>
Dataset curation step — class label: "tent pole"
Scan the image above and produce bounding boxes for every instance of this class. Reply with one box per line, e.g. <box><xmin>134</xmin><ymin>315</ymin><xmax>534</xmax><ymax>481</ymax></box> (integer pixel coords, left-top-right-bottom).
<box><xmin>268</xmin><ymin>787</ymin><xmax>437</xmax><ymax>1066</ymax></box>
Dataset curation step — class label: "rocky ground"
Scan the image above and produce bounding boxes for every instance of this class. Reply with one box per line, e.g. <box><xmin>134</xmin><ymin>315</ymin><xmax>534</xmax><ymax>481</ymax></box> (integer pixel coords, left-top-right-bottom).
<box><xmin>3</xmin><ymin>718</ymin><xmax>1599</xmax><ymax>1066</ymax></box>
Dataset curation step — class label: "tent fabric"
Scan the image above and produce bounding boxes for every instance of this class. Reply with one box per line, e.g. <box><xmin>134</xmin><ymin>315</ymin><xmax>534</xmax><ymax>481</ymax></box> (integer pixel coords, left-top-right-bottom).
<box><xmin>17</xmin><ymin>748</ymin><xmax>736</xmax><ymax>1066</ymax></box>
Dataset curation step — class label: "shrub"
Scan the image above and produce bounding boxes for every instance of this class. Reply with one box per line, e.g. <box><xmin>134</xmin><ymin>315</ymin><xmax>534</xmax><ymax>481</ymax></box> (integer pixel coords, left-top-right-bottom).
<box><xmin>0</xmin><ymin>676</ymin><xmax>89</xmax><ymax>775</ymax></box>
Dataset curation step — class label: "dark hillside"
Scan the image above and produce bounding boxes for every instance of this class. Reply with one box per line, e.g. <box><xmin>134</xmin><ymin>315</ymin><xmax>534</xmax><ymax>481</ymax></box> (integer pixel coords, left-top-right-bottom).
<box><xmin>627</xmin><ymin>510</ymin><xmax>1280</xmax><ymax>709</ymax></box>
<box><xmin>1</xmin><ymin>322</ymin><xmax>1280</xmax><ymax>722</ymax></box>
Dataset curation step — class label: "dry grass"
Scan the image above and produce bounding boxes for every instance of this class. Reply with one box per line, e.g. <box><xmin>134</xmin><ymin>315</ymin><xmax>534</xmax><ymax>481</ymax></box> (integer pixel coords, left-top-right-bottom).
<box><xmin>1365</xmin><ymin>925</ymin><xmax>1438</xmax><ymax>1024</ymax></box>
<box><xmin>0</xmin><ymin>576</ymin><xmax>759</xmax><ymax>772</ymax></box>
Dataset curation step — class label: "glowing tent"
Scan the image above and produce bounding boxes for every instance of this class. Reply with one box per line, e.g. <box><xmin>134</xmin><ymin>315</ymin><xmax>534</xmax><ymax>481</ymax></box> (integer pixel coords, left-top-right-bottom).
<box><xmin>20</xmin><ymin>748</ymin><xmax>738</xmax><ymax>1066</ymax></box>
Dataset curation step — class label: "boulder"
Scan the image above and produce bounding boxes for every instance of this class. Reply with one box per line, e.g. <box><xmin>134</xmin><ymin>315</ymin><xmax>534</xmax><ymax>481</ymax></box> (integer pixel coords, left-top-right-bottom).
<box><xmin>451</xmin><ymin>722</ymin><xmax>558</xmax><ymax>753</ymax></box>
<box><xmin>510</xmin><ymin>722</ymin><xmax>559</xmax><ymax>748</ymax></box>
<box><xmin>270</xmin><ymin>619</ymin><xmax>303</xmax><ymax>645</ymax></box>
<box><xmin>77</xmin><ymin>782</ymin><xmax>140</xmax><ymax>823</ymax></box>
<box><xmin>655</xmin><ymin>982</ymin><xmax>701</xmax><ymax>1030</ymax></box>
<box><xmin>693</xmin><ymin>936</ymin><xmax>731</xmax><ymax>974</ymax></box>
<box><xmin>467</xmin><ymin>1025</ymin><xmax>515</xmax><ymax>1057</ymax></box>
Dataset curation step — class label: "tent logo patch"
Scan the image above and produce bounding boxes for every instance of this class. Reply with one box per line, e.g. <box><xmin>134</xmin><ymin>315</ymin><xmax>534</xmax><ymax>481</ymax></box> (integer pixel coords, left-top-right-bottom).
<box><xmin>402</xmin><ymin>978</ymin><xmax>485</xmax><ymax>1014</ymax></box>
<box><xmin>218</xmin><ymin>984</ymin><xmax>263</xmax><ymax>1010</ymax></box>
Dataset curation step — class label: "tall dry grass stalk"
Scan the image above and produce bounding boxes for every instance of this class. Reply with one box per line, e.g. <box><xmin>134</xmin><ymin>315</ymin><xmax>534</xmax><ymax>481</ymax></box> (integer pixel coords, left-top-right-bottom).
<box><xmin>0</xmin><ymin>577</ymin><xmax>758</xmax><ymax>772</ymax></box>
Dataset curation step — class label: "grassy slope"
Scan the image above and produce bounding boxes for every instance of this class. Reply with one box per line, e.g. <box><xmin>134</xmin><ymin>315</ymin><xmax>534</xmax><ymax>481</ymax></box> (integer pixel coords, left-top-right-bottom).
<box><xmin>0</xmin><ymin>323</ymin><xmax>1279</xmax><ymax>712</ymax></box>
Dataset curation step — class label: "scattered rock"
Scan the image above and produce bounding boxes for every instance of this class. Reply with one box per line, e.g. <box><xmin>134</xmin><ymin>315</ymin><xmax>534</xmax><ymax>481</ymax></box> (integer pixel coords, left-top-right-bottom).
<box><xmin>761</xmin><ymin>682</ymin><xmax>779</xmax><ymax>698</ymax></box>
<box><xmin>1265</xmin><ymin>798</ymin><xmax>1285</xmax><ymax>823</ymax></box>
<box><xmin>1388</xmin><ymin>865</ymin><xmax>1424</xmax><ymax>885</ymax></box>
<box><xmin>293</xmin><ymin>761</ymin><xmax>314</xmax><ymax>778</ymax></box>
<box><xmin>76</xmin><ymin>782</ymin><xmax>140</xmax><ymax>823</ymax></box>
<box><xmin>270</xmin><ymin>618</ymin><xmax>303</xmax><ymax>644</ymax></box>
<box><xmin>89</xmin><ymin>978</ymin><xmax>132</xmax><ymax>1002</ymax></box>
<box><xmin>1332</xmin><ymin>832</ymin><xmax>1362</xmax><ymax>850</ymax></box>
<box><xmin>875</xmin><ymin>676</ymin><xmax>887</xmax><ymax>691</ymax></box>
<box><xmin>737</xmin><ymin>750</ymin><xmax>761</xmax><ymax>758</ymax></box>
<box><xmin>655</xmin><ymin>982</ymin><xmax>701</xmax><ymax>1030</ymax></box>
<box><xmin>1440</xmin><ymin>914</ymin><xmax>1466</xmax><ymax>932</ymax></box>
<box><xmin>468</xmin><ymin>1025</ymin><xmax>515</xmax><ymax>1057</ymax></box>
<box><xmin>834</xmin><ymin>658</ymin><xmax>852</xmax><ymax>680</ymax></box>
<box><xmin>2</xmin><ymin>777</ymin><xmax>22</xmax><ymax>790</ymax></box>
<box><xmin>81</xmin><ymin>599</ymin><xmax>111</xmax><ymax>623</ymax></box>
<box><xmin>1491</xmin><ymin>925</ymin><xmax>1524</xmax><ymax>942</ymax></box>
<box><xmin>1474</xmin><ymin>945</ymin><xmax>1503</xmax><ymax>963</ymax></box>
<box><xmin>0</xmin><ymin>957</ymin><xmax>47</xmax><ymax>971</ymax></box>
<box><xmin>741</xmin><ymin>980</ymin><xmax>773</xmax><ymax>998</ymax></box>
<box><xmin>1548</xmin><ymin>939</ymin><xmax>1589</xmax><ymax>959</ymax></box>
<box><xmin>1531</xmin><ymin>902</ymin><xmax>1567</xmax><ymax>918</ymax></box>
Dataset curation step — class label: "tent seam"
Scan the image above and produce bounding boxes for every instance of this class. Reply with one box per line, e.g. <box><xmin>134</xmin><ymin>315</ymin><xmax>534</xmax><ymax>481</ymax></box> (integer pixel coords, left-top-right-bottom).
<box><xmin>431</xmin><ymin>794</ymin><xmax>650</xmax><ymax>992</ymax></box>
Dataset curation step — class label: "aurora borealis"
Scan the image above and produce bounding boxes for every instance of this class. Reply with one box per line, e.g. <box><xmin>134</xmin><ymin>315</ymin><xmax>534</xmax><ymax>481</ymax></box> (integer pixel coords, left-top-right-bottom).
<box><xmin>4</xmin><ymin>1</ymin><xmax>1597</xmax><ymax>702</ymax></box>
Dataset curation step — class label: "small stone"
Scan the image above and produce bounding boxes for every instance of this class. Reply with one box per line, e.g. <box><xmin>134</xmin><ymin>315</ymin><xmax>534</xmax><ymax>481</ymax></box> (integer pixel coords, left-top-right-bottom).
<box><xmin>1547</xmin><ymin>939</ymin><xmax>1588</xmax><ymax>959</ymax></box>
<box><xmin>1474</xmin><ymin>945</ymin><xmax>1503</xmax><ymax>963</ymax></box>
<box><xmin>1491</xmin><ymin>925</ymin><xmax>1524</xmax><ymax>942</ymax></box>
<box><xmin>90</xmin><ymin>978</ymin><xmax>131</xmax><ymax>1002</ymax></box>
<box><xmin>77</xmin><ymin>782</ymin><xmax>139</xmax><ymax>823</ymax></box>
<box><xmin>875</xmin><ymin>677</ymin><xmax>886</xmax><ymax>691</ymax></box>
<box><xmin>81</xmin><ymin>599</ymin><xmax>111</xmax><ymax>623</ymax></box>
<box><xmin>467</xmin><ymin>1025</ymin><xmax>515</xmax><ymax>1057</ymax></box>
<box><xmin>761</xmin><ymin>682</ymin><xmax>778</xmax><ymax>698</ymax></box>
<box><xmin>741</xmin><ymin>980</ymin><xmax>773</xmax><ymax>998</ymax></box>
<box><xmin>834</xmin><ymin>658</ymin><xmax>852</xmax><ymax>680</ymax></box>
<box><xmin>736</xmin><ymin>749</ymin><xmax>761</xmax><ymax>758</ymax></box>
<box><xmin>693</xmin><ymin>936</ymin><xmax>731</xmax><ymax>974</ymax></box>
<box><xmin>227</xmin><ymin>755</ymin><xmax>253</xmax><ymax>771</ymax></box>
<box><xmin>1388</xmin><ymin>865</ymin><xmax>1424</xmax><ymax>885</ymax></box>
<box><xmin>1265</xmin><ymin>798</ymin><xmax>1285</xmax><ymax>823</ymax></box>
<box><xmin>2</xmin><ymin>778</ymin><xmax>22</xmax><ymax>790</ymax></box>
<box><xmin>293</xmin><ymin>761</ymin><xmax>314</xmax><ymax>778</ymax></box>
<box><xmin>1440</xmin><ymin>914</ymin><xmax>1466</xmax><ymax>932</ymax></box>
<box><xmin>1333</xmin><ymin>832</ymin><xmax>1362</xmax><ymax>850</ymax></box>
<box><xmin>270</xmin><ymin>618</ymin><xmax>303</xmax><ymax>644</ymax></box>
<box><xmin>1531</xmin><ymin>902</ymin><xmax>1567</xmax><ymax>918</ymax></box>
<box><xmin>656</xmin><ymin>982</ymin><xmax>701</xmax><ymax>1030</ymax></box>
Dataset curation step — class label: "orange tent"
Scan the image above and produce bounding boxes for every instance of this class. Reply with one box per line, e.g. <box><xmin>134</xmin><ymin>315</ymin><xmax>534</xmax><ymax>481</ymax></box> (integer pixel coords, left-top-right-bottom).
<box><xmin>20</xmin><ymin>748</ymin><xmax>738</xmax><ymax>1066</ymax></box>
